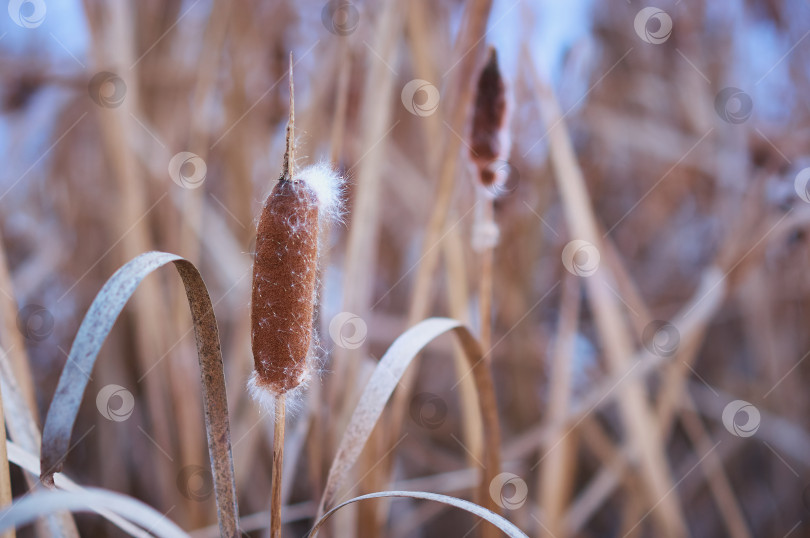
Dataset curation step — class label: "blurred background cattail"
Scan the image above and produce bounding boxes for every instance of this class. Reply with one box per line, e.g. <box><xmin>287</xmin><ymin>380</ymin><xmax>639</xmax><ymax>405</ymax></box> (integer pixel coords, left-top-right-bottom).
<box><xmin>1</xmin><ymin>0</ymin><xmax>810</xmax><ymax>536</ymax></box>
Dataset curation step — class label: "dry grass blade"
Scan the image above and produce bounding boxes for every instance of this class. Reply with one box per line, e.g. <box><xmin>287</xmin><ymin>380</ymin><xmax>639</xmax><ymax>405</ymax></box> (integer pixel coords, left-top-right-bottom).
<box><xmin>6</xmin><ymin>441</ymin><xmax>149</xmax><ymax>537</ymax></box>
<box><xmin>0</xmin><ymin>347</ymin><xmax>79</xmax><ymax>536</ymax></box>
<box><xmin>0</xmin><ymin>348</ymin><xmax>40</xmax><ymax>460</ymax></box>
<box><xmin>0</xmin><ymin>241</ymin><xmax>36</xmax><ymax>419</ymax></box>
<box><xmin>0</xmin><ymin>488</ymin><xmax>189</xmax><ymax>538</ymax></box>
<box><xmin>538</xmin><ymin>275</ymin><xmax>580</xmax><ymax>536</ymax></box>
<box><xmin>39</xmin><ymin>251</ymin><xmax>239</xmax><ymax>537</ymax></box>
<box><xmin>316</xmin><ymin>318</ymin><xmax>501</xmax><ymax>519</ymax></box>
<box><xmin>528</xmin><ymin>58</ymin><xmax>686</xmax><ymax>536</ymax></box>
<box><xmin>0</xmin><ymin>384</ymin><xmax>12</xmax><ymax>538</ymax></box>
<box><xmin>407</xmin><ymin>0</ymin><xmax>493</xmax><ymax>322</ymax></box>
<box><xmin>308</xmin><ymin>491</ymin><xmax>527</xmax><ymax>538</ymax></box>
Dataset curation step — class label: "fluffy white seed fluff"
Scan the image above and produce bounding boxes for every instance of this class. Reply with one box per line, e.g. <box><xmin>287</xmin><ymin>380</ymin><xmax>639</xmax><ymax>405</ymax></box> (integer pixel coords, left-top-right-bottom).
<box><xmin>297</xmin><ymin>163</ymin><xmax>345</xmax><ymax>225</ymax></box>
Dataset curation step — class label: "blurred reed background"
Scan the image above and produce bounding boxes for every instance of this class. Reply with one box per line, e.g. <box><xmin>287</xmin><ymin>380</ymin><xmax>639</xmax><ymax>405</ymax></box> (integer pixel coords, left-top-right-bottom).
<box><xmin>1</xmin><ymin>0</ymin><xmax>810</xmax><ymax>536</ymax></box>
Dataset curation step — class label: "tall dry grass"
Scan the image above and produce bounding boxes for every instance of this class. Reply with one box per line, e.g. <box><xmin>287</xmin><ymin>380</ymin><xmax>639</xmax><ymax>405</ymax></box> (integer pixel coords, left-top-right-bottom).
<box><xmin>0</xmin><ymin>0</ymin><xmax>809</xmax><ymax>536</ymax></box>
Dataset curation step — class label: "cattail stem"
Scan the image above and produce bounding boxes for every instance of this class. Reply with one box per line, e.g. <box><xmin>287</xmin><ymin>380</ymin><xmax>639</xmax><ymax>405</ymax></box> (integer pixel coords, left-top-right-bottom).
<box><xmin>477</xmin><ymin>200</ymin><xmax>495</xmax><ymax>353</ymax></box>
<box><xmin>270</xmin><ymin>395</ymin><xmax>286</xmax><ymax>538</ymax></box>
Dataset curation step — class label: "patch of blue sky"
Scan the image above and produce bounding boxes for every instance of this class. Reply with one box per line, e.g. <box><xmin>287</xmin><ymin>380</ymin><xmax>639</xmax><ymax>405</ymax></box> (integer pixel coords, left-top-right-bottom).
<box><xmin>487</xmin><ymin>0</ymin><xmax>595</xmax><ymax>90</ymax></box>
<box><xmin>741</xmin><ymin>18</ymin><xmax>800</xmax><ymax>124</ymax></box>
<box><xmin>1</xmin><ymin>0</ymin><xmax>89</xmax><ymax>192</ymax></box>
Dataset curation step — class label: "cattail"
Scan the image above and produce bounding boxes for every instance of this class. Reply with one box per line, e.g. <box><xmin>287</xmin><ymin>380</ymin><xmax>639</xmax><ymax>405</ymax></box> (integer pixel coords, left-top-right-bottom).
<box><xmin>249</xmin><ymin>56</ymin><xmax>341</xmax><ymax>411</ymax></box>
<box><xmin>469</xmin><ymin>45</ymin><xmax>512</xmax><ymax>253</ymax></box>
<box><xmin>469</xmin><ymin>46</ymin><xmax>512</xmax><ymax>355</ymax></box>
<box><xmin>470</xmin><ymin>46</ymin><xmax>511</xmax><ymax>189</ymax></box>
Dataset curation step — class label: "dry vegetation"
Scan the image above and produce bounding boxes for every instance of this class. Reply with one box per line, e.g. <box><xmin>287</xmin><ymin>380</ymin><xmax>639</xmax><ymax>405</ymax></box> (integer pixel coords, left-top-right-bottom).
<box><xmin>1</xmin><ymin>0</ymin><xmax>810</xmax><ymax>536</ymax></box>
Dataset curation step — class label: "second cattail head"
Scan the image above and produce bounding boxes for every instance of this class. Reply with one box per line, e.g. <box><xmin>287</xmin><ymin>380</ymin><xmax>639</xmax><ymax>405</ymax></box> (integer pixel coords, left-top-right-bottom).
<box><xmin>470</xmin><ymin>46</ymin><xmax>511</xmax><ymax>191</ymax></box>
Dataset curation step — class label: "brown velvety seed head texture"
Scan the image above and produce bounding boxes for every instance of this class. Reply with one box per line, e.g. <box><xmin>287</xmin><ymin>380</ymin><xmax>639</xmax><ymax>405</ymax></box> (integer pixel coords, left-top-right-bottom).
<box><xmin>251</xmin><ymin>179</ymin><xmax>319</xmax><ymax>394</ymax></box>
<box><xmin>470</xmin><ymin>47</ymin><xmax>507</xmax><ymax>186</ymax></box>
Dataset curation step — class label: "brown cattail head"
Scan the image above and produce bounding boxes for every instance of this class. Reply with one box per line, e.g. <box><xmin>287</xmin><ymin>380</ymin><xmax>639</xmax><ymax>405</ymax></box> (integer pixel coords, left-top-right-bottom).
<box><xmin>249</xmin><ymin>54</ymin><xmax>341</xmax><ymax>408</ymax></box>
<box><xmin>250</xmin><ymin>178</ymin><xmax>319</xmax><ymax>396</ymax></box>
<box><xmin>470</xmin><ymin>46</ymin><xmax>510</xmax><ymax>188</ymax></box>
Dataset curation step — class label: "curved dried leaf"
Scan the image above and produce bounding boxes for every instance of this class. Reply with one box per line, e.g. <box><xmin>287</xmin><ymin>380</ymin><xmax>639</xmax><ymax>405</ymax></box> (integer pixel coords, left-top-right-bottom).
<box><xmin>308</xmin><ymin>490</ymin><xmax>527</xmax><ymax>538</ymax></box>
<box><xmin>40</xmin><ymin>251</ymin><xmax>239</xmax><ymax>537</ymax></box>
<box><xmin>6</xmin><ymin>440</ymin><xmax>148</xmax><ymax>537</ymax></box>
<box><xmin>0</xmin><ymin>488</ymin><xmax>188</xmax><ymax>538</ymax></box>
<box><xmin>317</xmin><ymin>318</ymin><xmax>501</xmax><ymax>518</ymax></box>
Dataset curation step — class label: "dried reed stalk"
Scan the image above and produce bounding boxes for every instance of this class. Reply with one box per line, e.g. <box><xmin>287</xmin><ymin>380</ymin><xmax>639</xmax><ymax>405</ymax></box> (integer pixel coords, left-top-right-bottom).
<box><xmin>0</xmin><ymin>384</ymin><xmax>13</xmax><ymax>538</ymax></box>
<box><xmin>443</xmin><ymin>221</ymin><xmax>484</xmax><ymax>469</ymax></box>
<box><xmin>82</xmin><ymin>0</ymin><xmax>177</xmax><ymax>507</ymax></box>
<box><xmin>525</xmin><ymin>50</ymin><xmax>687</xmax><ymax>536</ymax></box>
<box><xmin>406</xmin><ymin>0</ymin><xmax>493</xmax><ymax>323</ymax></box>
<box><xmin>0</xmin><ymin>241</ymin><xmax>36</xmax><ymax>417</ymax></box>
<box><xmin>330</xmin><ymin>3</ymin><xmax>402</xmax><ymax>533</ymax></box>
<box><xmin>585</xmin><ymin>232</ymin><xmax>752</xmax><ymax>538</ymax></box>
<box><xmin>386</xmin><ymin>3</ymin><xmax>495</xmax><ymax>535</ymax></box>
<box><xmin>538</xmin><ymin>275</ymin><xmax>580</xmax><ymax>537</ymax></box>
